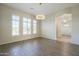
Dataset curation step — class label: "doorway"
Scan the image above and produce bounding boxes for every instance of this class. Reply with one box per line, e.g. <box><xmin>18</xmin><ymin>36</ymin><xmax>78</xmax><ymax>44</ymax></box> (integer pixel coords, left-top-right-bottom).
<box><xmin>56</xmin><ymin>14</ymin><xmax>72</xmax><ymax>43</ymax></box>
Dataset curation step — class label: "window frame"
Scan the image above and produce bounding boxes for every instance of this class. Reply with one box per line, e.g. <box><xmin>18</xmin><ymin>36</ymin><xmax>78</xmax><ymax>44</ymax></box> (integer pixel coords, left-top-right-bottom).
<box><xmin>23</xmin><ymin>17</ymin><xmax>31</xmax><ymax>35</ymax></box>
<box><xmin>12</xmin><ymin>15</ymin><xmax>20</xmax><ymax>36</ymax></box>
<box><xmin>33</xmin><ymin>20</ymin><xmax>37</xmax><ymax>34</ymax></box>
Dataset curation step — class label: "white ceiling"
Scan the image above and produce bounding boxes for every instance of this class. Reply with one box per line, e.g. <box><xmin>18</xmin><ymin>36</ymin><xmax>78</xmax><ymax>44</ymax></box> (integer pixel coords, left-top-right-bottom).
<box><xmin>2</xmin><ymin>3</ymin><xmax>79</xmax><ymax>16</ymax></box>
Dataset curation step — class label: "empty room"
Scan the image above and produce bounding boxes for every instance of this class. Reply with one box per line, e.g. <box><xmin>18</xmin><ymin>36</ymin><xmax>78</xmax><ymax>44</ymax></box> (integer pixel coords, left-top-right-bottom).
<box><xmin>0</xmin><ymin>3</ymin><xmax>79</xmax><ymax>56</ymax></box>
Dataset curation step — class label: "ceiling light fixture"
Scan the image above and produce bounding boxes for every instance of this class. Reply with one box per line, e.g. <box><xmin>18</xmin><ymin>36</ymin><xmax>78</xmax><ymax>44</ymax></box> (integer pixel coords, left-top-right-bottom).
<box><xmin>36</xmin><ymin>14</ymin><xmax>45</xmax><ymax>20</ymax></box>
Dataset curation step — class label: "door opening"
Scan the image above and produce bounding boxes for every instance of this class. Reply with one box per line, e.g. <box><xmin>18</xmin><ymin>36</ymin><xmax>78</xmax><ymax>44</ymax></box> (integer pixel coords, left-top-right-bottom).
<box><xmin>56</xmin><ymin>14</ymin><xmax>72</xmax><ymax>43</ymax></box>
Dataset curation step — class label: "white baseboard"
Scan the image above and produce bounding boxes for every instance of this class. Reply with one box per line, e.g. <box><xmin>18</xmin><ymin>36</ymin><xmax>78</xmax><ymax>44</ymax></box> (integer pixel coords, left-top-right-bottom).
<box><xmin>0</xmin><ymin>36</ymin><xmax>39</xmax><ymax>45</ymax></box>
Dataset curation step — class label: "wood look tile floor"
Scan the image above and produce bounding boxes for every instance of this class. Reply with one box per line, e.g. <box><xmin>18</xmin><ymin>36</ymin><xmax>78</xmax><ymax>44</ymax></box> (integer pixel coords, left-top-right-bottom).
<box><xmin>58</xmin><ymin>35</ymin><xmax>71</xmax><ymax>43</ymax></box>
<box><xmin>0</xmin><ymin>37</ymin><xmax>79</xmax><ymax>56</ymax></box>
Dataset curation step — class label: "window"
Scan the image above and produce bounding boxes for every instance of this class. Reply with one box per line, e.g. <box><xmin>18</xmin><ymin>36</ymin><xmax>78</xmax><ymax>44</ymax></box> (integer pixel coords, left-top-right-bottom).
<box><xmin>12</xmin><ymin>15</ymin><xmax>19</xmax><ymax>36</ymax></box>
<box><xmin>23</xmin><ymin>17</ymin><xmax>31</xmax><ymax>35</ymax></box>
<box><xmin>27</xmin><ymin>18</ymin><xmax>31</xmax><ymax>34</ymax></box>
<box><xmin>33</xmin><ymin>20</ymin><xmax>37</xmax><ymax>34</ymax></box>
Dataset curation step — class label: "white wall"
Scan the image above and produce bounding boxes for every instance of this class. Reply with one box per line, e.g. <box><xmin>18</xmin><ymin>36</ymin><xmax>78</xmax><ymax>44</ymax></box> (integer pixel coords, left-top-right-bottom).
<box><xmin>0</xmin><ymin>5</ymin><xmax>40</xmax><ymax>45</ymax></box>
<box><xmin>41</xmin><ymin>15</ymin><xmax>56</xmax><ymax>40</ymax></box>
<box><xmin>37</xmin><ymin>5</ymin><xmax>79</xmax><ymax>45</ymax></box>
<box><xmin>40</xmin><ymin>8</ymin><xmax>71</xmax><ymax>40</ymax></box>
<box><xmin>72</xmin><ymin>5</ymin><xmax>79</xmax><ymax>45</ymax></box>
<box><xmin>0</xmin><ymin>7</ymin><xmax>2</xmax><ymax>43</ymax></box>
